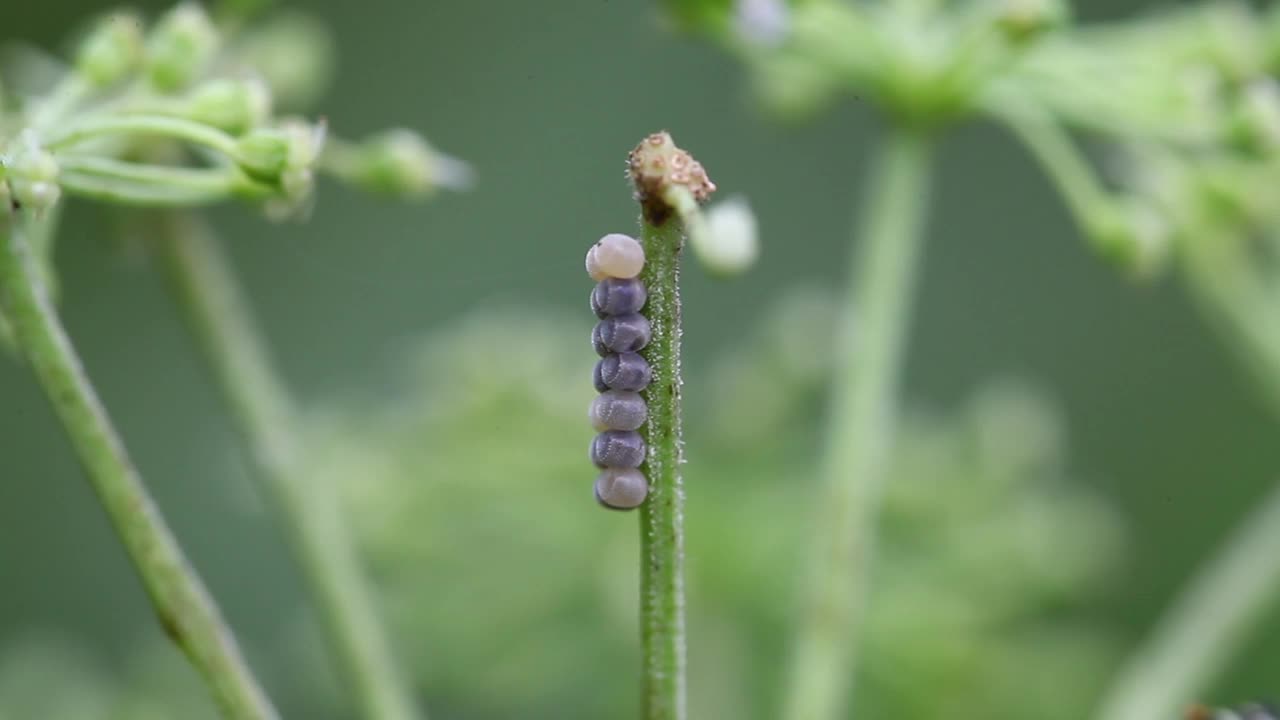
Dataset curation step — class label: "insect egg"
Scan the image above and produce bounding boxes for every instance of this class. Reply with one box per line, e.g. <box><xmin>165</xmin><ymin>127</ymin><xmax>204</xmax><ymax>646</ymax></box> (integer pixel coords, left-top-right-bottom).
<box><xmin>593</xmin><ymin>351</ymin><xmax>652</xmax><ymax>392</ymax></box>
<box><xmin>585</xmin><ymin>231</ymin><xmax>652</xmax><ymax>511</ymax></box>
<box><xmin>589</xmin><ymin>390</ymin><xmax>648</xmax><ymax>431</ymax></box>
<box><xmin>591</xmin><ymin>277</ymin><xmax>647</xmax><ymax>318</ymax></box>
<box><xmin>585</xmin><ymin>233</ymin><xmax>645</xmax><ymax>281</ymax></box>
<box><xmin>594</xmin><ymin>467</ymin><xmax>649</xmax><ymax>510</ymax></box>
<box><xmin>592</xmin><ymin>313</ymin><xmax>652</xmax><ymax>355</ymax></box>
<box><xmin>590</xmin><ymin>430</ymin><xmax>646</xmax><ymax>468</ymax></box>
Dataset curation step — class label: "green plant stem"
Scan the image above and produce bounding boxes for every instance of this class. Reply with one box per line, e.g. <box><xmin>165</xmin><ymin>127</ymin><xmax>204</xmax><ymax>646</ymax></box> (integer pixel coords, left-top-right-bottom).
<box><xmin>45</xmin><ymin>114</ymin><xmax>240</xmax><ymax>156</ymax></box>
<box><xmin>59</xmin><ymin>172</ymin><xmax>236</xmax><ymax>206</ymax></box>
<box><xmin>993</xmin><ymin>100</ymin><xmax>1110</xmax><ymax>239</ymax></box>
<box><xmin>0</xmin><ymin>211</ymin><xmax>278</xmax><ymax>720</ymax></box>
<box><xmin>58</xmin><ymin>156</ymin><xmax>242</xmax><ymax>191</ymax></box>
<box><xmin>1095</xmin><ymin>480</ymin><xmax>1280</xmax><ymax>720</ymax></box>
<box><xmin>637</xmin><ymin>204</ymin><xmax>688</xmax><ymax>720</ymax></box>
<box><xmin>782</xmin><ymin>126</ymin><xmax>934</xmax><ymax>720</ymax></box>
<box><xmin>55</xmin><ymin>157</ymin><xmax>269</xmax><ymax>206</ymax></box>
<box><xmin>151</xmin><ymin>212</ymin><xmax>423</xmax><ymax>720</ymax></box>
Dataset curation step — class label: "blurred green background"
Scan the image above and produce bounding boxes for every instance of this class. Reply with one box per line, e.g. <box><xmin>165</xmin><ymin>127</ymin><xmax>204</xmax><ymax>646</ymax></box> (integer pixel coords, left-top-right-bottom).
<box><xmin>3</xmin><ymin>0</ymin><xmax>1280</xmax><ymax>718</ymax></box>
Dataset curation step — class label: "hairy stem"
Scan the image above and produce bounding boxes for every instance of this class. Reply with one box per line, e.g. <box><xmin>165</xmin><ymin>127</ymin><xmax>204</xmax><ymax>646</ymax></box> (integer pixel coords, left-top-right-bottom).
<box><xmin>151</xmin><ymin>212</ymin><xmax>424</xmax><ymax>720</ymax></box>
<box><xmin>783</xmin><ymin>126</ymin><xmax>934</xmax><ymax>720</ymax></box>
<box><xmin>637</xmin><ymin>206</ymin><xmax>687</xmax><ymax>720</ymax></box>
<box><xmin>0</xmin><ymin>211</ymin><xmax>278</xmax><ymax>720</ymax></box>
<box><xmin>1095</xmin><ymin>480</ymin><xmax>1280</xmax><ymax>720</ymax></box>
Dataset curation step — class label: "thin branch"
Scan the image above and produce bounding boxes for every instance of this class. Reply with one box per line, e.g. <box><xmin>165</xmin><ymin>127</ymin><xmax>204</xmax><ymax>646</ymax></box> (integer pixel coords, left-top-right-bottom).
<box><xmin>150</xmin><ymin>212</ymin><xmax>424</xmax><ymax>720</ymax></box>
<box><xmin>0</xmin><ymin>210</ymin><xmax>278</xmax><ymax>720</ymax></box>
<box><xmin>782</xmin><ymin>126</ymin><xmax>934</xmax><ymax>720</ymax></box>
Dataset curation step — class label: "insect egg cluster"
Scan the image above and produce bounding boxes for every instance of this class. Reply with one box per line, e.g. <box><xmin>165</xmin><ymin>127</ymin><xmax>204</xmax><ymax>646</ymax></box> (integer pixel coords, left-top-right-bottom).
<box><xmin>586</xmin><ymin>233</ymin><xmax>651</xmax><ymax>510</ymax></box>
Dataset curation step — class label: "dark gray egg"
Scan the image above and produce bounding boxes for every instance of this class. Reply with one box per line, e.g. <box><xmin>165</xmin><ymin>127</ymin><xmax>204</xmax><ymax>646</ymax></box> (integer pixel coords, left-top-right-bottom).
<box><xmin>591</xmin><ymin>277</ymin><xmax>647</xmax><ymax>317</ymax></box>
<box><xmin>592</xmin><ymin>313</ymin><xmax>652</xmax><ymax>355</ymax></box>
<box><xmin>590</xmin><ymin>430</ymin><xmax>646</xmax><ymax>468</ymax></box>
<box><xmin>594</xmin><ymin>468</ymin><xmax>649</xmax><ymax>510</ymax></box>
<box><xmin>593</xmin><ymin>352</ymin><xmax>652</xmax><ymax>392</ymax></box>
<box><xmin>589</xmin><ymin>390</ymin><xmax>648</xmax><ymax>431</ymax></box>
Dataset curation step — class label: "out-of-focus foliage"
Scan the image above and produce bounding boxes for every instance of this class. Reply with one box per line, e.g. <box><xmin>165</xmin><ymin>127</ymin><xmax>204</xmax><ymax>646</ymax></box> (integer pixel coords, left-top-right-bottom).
<box><xmin>0</xmin><ymin>282</ymin><xmax>1134</xmax><ymax>718</ymax></box>
<box><xmin>0</xmin><ymin>635</ymin><xmax>216</xmax><ymax>720</ymax></box>
<box><xmin>304</xmin><ymin>290</ymin><xmax>1119</xmax><ymax>719</ymax></box>
<box><xmin>0</xmin><ymin>294</ymin><xmax>1116</xmax><ymax>719</ymax></box>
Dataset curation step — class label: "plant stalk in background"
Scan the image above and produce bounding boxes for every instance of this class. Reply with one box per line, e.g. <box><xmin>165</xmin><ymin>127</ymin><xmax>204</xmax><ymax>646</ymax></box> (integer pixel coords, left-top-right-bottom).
<box><xmin>0</xmin><ymin>210</ymin><xmax>279</xmax><ymax>720</ymax></box>
<box><xmin>1096</xmin><ymin>480</ymin><xmax>1280</xmax><ymax>720</ymax></box>
<box><xmin>2</xmin><ymin>3</ymin><xmax>459</xmax><ymax>717</ymax></box>
<box><xmin>151</xmin><ymin>212</ymin><xmax>424</xmax><ymax>720</ymax></box>
<box><xmin>783</xmin><ymin>127</ymin><xmax>933</xmax><ymax>720</ymax></box>
<box><xmin>999</xmin><ymin>90</ymin><xmax>1280</xmax><ymax>719</ymax></box>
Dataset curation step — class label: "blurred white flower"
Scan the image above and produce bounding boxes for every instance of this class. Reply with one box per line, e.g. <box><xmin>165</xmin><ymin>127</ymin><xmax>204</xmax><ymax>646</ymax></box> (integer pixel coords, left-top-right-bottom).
<box><xmin>733</xmin><ymin>0</ymin><xmax>790</xmax><ymax>47</ymax></box>
<box><xmin>697</xmin><ymin>195</ymin><xmax>760</xmax><ymax>276</ymax></box>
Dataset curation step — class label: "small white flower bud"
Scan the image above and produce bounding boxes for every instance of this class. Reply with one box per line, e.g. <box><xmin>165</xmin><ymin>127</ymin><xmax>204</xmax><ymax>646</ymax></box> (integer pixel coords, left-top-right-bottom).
<box><xmin>75</xmin><ymin>13</ymin><xmax>144</xmax><ymax>87</ymax></box>
<box><xmin>697</xmin><ymin>196</ymin><xmax>759</xmax><ymax>276</ymax></box>
<box><xmin>343</xmin><ymin>129</ymin><xmax>473</xmax><ymax>197</ymax></box>
<box><xmin>145</xmin><ymin>3</ymin><xmax>219</xmax><ymax>92</ymax></box>
<box><xmin>186</xmin><ymin>77</ymin><xmax>273</xmax><ymax>136</ymax></box>
<box><xmin>6</xmin><ymin>133</ymin><xmax>61</xmax><ymax>213</ymax></box>
<box><xmin>233</xmin><ymin>12</ymin><xmax>334</xmax><ymax>110</ymax></box>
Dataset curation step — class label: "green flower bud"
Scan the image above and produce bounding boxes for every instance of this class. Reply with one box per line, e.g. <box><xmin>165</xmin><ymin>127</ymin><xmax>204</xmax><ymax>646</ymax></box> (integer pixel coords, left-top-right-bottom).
<box><xmin>5</xmin><ymin>136</ymin><xmax>61</xmax><ymax>214</ymax></box>
<box><xmin>234</xmin><ymin>129</ymin><xmax>290</xmax><ymax>181</ymax></box>
<box><xmin>696</xmin><ymin>195</ymin><xmax>759</xmax><ymax>276</ymax></box>
<box><xmin>232</xmin><ymin>12</ymin><xmax>334</xmax><ymax>111</ymax></box>
<box><xmin>342</xmin><ymin>129</ymin><xmax>473</xmax><ymax>197</ymax></box>
<box><xmin>185</xmin><ymin>77</ymin><xmax>272</xmax><ymax>135</ymax></box>
<box><xmin>1091</xmin><ymin>199</ymin><xmax>1170</xmax><ymax>279</ymax></box>
<box><xmin>145</xmin><ymin>3</ymin><xmax>219</xmax><ymax>92</ymax></box>
<box><xmin>74</xmin><ymin>12</ymin><xmax>144</xmax><ymax>87</ymax></box>
<box><xmin>995</xmin><ymin>0</ymin><xmax>1070</xmax><ymax>44</ymax></box>
<box><xmin>235</xmin><ymin>120</ymin><xmax>323</xmax><ymax>203</ymax></box>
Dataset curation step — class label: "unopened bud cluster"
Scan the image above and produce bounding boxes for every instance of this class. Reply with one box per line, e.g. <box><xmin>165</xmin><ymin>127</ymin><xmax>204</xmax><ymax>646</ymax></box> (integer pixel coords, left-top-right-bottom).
<box><xmin>1</xmin><ymin>2</ymin><xmax>463</xmax><ymax>217</ymax></box>
<box><xmin>585</xmin><ymin>233</ymin><xmax>652</xmax><ymax>510</ymax></box>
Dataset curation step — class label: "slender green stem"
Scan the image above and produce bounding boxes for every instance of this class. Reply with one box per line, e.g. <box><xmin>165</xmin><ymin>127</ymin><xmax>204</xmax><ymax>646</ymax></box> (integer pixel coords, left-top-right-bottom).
<box><xmin>59</xmin><ymin>156</ymin><xmax>238</xmax><ymax>190</ymax></box>
<box><xmin>59</xmin><ymin>172</ymin><xmax>232</xmax><ymax>206</ymax></box>
<box><xmin>55</xmin><ymin>157</ymin><xmax>271</xmax><ymax>207</ymax></box>
<box><xmin>0</xmin><ymin>210</ymin><xmax>278</xmax><ymax>720</ymax></box>
<box><xmin>782</xmin><ymin>126</ymin><xmax>934</xmax><ymax>720</ymax></box>
<box><xmin>150</xmin><ymin>212</ymin><xmax>424</xmax><ymax>720</ymax></box>
<box><xmin>1094</xmin><ymin>481</ymin><xmax>1280</xmax><ymax>720</ymax></box>
<box><xmin>993</xmin><ymin>100</ymin><xmax>1111</xmax><ymax>238</ymax></box>
<box><xmin>637</xmin><ymin>203</ymin><xmax>688</xmax><ymax>720</ymax></box>
<box><xmin>44</xmin><ymin>114</ymin><xmax>240</xmax><ymax>156</ymax></box>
